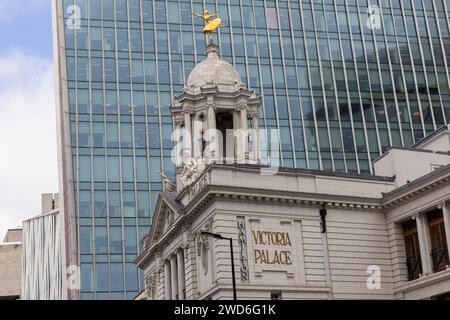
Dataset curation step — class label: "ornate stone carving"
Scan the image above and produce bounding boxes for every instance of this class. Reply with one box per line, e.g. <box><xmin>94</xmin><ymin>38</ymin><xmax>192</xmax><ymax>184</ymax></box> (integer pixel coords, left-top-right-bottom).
<box><xmin>182</xmin><ymin>227</ymin><xmax>192</xmax><ymax>249</ymax></box>
<box><xmin>196</xmin><ymin>235</ymin><xmax>210</xmax><ymax>275</ymax></box>
<box><xmin>144</xmin><ymin>235</ymin><xmax>151</xmax><ymax>250</ymax></box>
<box><xmin>236</xmin><ymin>103</ymin><xmax>248</xmax><ymax>111</ymax></box>
<box><xmin>145</xmin><ymin>273</ymin><xmax>157</xmax><ymax>300</ymax></box>
<box><xmin>155</xmin><ymin>251</ymin><xmax>163</xmax><ymax>270</ymax></box>
<box><xmin>195</xmin><ymin>222</ymin><xmax>213</xmax><ymax>275</ymax></box>
<box><xmin>196</xmin><ymin>234</ymin><xmax>209</xmax><ymax>256</ymax></box>
<box><xmin>179</xmin><ymin>149</ymin><xmax>200</xmax><ymax>188</ymax></box>
<box><xmin>165</xmin><ymin>207</ymin><xmax>175</xmax><ymax>227</ymax></box>
<box><xmin>182</xmin><ymin>109</ymin><xmax>194</xmax><ymax>116</ymax></box>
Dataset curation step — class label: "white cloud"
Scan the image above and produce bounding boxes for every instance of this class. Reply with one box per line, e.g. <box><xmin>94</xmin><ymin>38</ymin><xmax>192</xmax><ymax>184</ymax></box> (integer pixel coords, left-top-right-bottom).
<box><xmin>0</xmin><ymin>48</ymin><xmax>58</xmax><ymax>241</ymax></box>
<box><xmin>0</xmin><ymin>0</ymin><xmax>49</xmax><ymax>22</ymax></box>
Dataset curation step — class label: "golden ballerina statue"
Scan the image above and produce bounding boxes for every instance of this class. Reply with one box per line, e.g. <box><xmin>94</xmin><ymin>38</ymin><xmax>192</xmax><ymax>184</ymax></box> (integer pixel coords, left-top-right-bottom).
<box><xmin>193</xmin><ymin>10</ymin><xmax>223</xmax><ymax>42</ymax></box>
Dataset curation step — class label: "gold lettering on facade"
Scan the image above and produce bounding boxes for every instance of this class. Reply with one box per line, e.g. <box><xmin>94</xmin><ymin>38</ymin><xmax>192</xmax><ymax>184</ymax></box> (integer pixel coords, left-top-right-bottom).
<box><xmin>252</xmin><ymin>231</ymin><xmax>292</xmax><ymax>246</ymax></box>
<box><xmin>252</xmin><ymin>231</ymin><xmax>293</xmax><ymax>265</ymax></box>
<box><xmin>254</xmin><ymin>250</ymin><xmax>293</xmax><ymax>265</ymax></box>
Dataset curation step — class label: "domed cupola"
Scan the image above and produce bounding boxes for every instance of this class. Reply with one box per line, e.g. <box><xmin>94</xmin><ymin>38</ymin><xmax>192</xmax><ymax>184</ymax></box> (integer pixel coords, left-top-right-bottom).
<box><xmin>171</xmin><ymin>43</ymin><xmax>262</xmax><ymax>192</ymax></box>
<box><xmin>185</xmin><ymin>44</ymin><xmax>245</xmax><ymax>95</ymax></box>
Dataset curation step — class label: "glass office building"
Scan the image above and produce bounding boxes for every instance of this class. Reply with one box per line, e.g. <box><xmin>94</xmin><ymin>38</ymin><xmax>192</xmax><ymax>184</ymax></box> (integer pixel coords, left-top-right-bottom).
<box><xmin>53</xmin><ymin>0</ymin><xmax>450</xmax><ymax>299</ymax></box>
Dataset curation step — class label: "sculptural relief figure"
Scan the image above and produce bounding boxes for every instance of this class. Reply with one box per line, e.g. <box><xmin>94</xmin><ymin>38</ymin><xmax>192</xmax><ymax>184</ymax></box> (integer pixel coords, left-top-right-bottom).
<box><xmin>180</xmin><ymin>149</ymin><xmax>199</xmax><ymax>188</ymax></box>
<box><xmin>193</xmin><ymin>10</ymin><xmax>223</xmax><ymax>42</ymax></box>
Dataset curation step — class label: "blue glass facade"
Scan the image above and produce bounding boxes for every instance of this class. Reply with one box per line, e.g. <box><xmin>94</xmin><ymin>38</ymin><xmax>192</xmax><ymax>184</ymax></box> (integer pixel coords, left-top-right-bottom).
<box><xmin>56</xmin><ymin>0</ymin><xmax>450</xmax><ymax>299</ymax></box>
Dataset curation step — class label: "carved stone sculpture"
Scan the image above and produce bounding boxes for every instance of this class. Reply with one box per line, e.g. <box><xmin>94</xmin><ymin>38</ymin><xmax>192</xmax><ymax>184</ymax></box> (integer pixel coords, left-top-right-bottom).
<box><xmin>179</xmin><ymin>149</ymin><xmax>200</xmax><ymax>188</ymax></box>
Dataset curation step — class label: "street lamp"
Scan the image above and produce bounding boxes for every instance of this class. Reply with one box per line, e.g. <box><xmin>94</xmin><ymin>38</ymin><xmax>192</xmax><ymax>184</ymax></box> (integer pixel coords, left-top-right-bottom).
<box><xmin>201</xmin><ymin>231</ymin><xmax>237</xmax><ymax>300</ymax></box>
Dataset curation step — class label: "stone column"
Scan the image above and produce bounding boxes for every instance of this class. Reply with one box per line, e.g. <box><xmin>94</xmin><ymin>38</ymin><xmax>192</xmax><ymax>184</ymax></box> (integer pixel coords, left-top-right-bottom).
<box><xmin>170</xmin><ymin>255</ymin><xmax>179</xmax><ymax>300</ymax></box>
<box><xmin>207</xmin><ymin>106</ymin><xmax>216</xmax><ymax>131</ymax></box>
<box><xmin>233</xmin><ymin>110</ymin><xmax>240</xmax><ymax>130</ymax></box>
<box><xmin>240</xmin><ymin>107</ymin><xmax>248</xmax><ymax>131</ymax></box>
<box><xmin>183</xmin><ymin>242</ymin><xmax>198</xmax><ymax>300</ymax></box>
<box><xmin>442</xmin><ymin>202</ymin><xmax>450</xmax><ymax>257</ymax></box>
<box><xmin>237</xmin><ymin>106</ymin><xmax>248</xmax><ymax>162</ymax></box>
<box><xmin>177</xmin><ymin>249</ymin><xmax>185</xmax><ymax>300</ymax></box>
<box><xmin>252</xmin><ymin>116</ymin><xmax>259</xmax><ymax>162</ymax></box>
<box><xmin>164</xmin><ymin>260</ymin><xmax>171</xmax><ymax>300</ymax></box>
<box><xmin>193</xmin><ymin>115</ymin><xmax>203</xmax><ymax>159</ymax></box>
<box><xmin>175</xmin><ymin>123</ymin><xmax>182</xmax><ymax>168</ymax></box>
<box><xmin>416</xmin><ymin>213</ymin><xmax>433</xmax><ymax>275</ymax></box>
<box><xmin>184</xmin><ymin>111</ymin><xmax>192</xmax><ymax>152</ymax></box>
<box><xmin>207</xmin><ymin>106</ymin><xmax>218</xmax><ymax>159</ymax></box>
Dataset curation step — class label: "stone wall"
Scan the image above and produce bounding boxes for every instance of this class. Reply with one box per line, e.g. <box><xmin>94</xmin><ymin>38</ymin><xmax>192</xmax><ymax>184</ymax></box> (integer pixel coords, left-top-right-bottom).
<box><xmin>0</xmin><ymin>243</ymin><xmax>22</xmax><ymax>298</ymax></box>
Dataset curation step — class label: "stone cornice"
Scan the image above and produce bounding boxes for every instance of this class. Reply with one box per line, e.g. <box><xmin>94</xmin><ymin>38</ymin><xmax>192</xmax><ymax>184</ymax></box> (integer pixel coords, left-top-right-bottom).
<box><xmin>137</xmin><ymin>164</ymin><xmax>450</xmax><ymax>269</ymax></box>
<box><xmin>189</xmin><ymin>185</ymin><xmax>385</xmax><ymax>212</ymax></box>
<box><xmin>197</xmin><ymin>284</ymin><xmax>331</xmax><ymax>301</ymax></box>
<box><xmin>136</xmin><ymin>184</ymin><xmax>386</xmax><ymax>269</ymax></box>
<box><xmin>174</xmin><ymin>88</ymin><xmax>258</xmax><ymax>104</ymax></box>
<box><xmin>382</xmin><ymin>179</ymin><xmax>450</xmax><ymax>209</ymax></box>
<box><xmin>176</xmin><ymin>163</ymin><xmax>395</xmax><ymax>201</ymax></box>
<box><xmin>393</xmin><ymin>269</ymin><xmax>450</xmax><ymax>294</ymax></box>
<box><xmin>382</xmin><ymin>166</ymin><xmax>450</xmax><ymax>208</ymax></box>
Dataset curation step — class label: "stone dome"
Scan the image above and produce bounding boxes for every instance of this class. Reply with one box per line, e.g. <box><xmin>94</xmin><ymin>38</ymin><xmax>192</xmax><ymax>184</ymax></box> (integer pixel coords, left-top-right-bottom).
<box><xmin>185</xmin><ymin>44</ymin><xmax>244</xmax><ymax>94</ymax></box>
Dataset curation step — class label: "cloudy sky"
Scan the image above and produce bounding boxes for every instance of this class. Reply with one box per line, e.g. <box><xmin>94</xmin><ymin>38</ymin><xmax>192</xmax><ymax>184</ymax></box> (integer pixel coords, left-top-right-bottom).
<box><xmin>0</xmin><ymin>0</ymin><xmax>57</xmax><ymax>241</ymax></box>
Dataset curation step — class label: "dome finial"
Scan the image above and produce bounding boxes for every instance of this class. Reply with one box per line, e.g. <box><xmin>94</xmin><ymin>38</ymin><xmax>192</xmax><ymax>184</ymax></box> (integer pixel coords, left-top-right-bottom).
<box><xmin>206</xmin><ymin>43</ymin><xmax>219</xmax><ymax>59</ymax></box>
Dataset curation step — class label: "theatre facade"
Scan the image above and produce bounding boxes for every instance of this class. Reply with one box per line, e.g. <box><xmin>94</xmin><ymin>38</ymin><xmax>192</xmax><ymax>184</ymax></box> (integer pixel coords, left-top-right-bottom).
<box><xmin>135</xmin><ymin>158</ymin><xmax>450</xmax><ymax>300</ymax></box>
<box><xmin>135</xmin><ymin>40</ymin><xmax>450</xmax><ymax>300</ymax></box>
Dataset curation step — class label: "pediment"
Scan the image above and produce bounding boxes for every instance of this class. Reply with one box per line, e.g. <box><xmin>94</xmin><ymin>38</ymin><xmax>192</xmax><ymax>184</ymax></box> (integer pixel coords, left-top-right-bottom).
<box><xmin>144</xmin><ymin>193</ymin><xmax>184</xmax><ymax>249</ymax></box>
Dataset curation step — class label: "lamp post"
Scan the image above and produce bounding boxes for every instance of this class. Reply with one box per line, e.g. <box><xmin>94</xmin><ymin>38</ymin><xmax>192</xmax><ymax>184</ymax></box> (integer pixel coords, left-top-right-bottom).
<box><xmin>201</xmin><ymin>231</ymin><xmax>237</xmax><ymax>300</ymax></box>
<box><xmin>320</xmin><ymin>204</ymin><xmax>327</xmax><ymax>233</ymax></box>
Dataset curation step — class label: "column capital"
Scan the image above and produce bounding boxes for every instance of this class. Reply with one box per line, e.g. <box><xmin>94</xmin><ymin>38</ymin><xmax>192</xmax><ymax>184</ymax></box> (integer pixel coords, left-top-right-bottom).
<box><xmin>206</xmin><ymin>103</ymin><xmax>216</xmax><ymax>110</ymax></box>
<box><xmin>182</xmin><ymin>109</ymin><xmax>194</xmax><ymax>116</ymax></box>
<box><xmin>236</xmin><ymin>103</ymin><xmax>248</xmax><ymax>111</ymax></box>
<box><xmin>438</xmin><ymin>201</ymin><xmax>449</xmax><ymax>210</ymax></box>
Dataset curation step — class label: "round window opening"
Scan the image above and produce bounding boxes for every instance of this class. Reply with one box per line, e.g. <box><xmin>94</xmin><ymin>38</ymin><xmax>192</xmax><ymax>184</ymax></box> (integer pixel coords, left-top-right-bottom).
<box><xmin>198</xmin><ymin>113</ymin><xmax>207</xmax><ymax>122</ymax></box>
